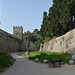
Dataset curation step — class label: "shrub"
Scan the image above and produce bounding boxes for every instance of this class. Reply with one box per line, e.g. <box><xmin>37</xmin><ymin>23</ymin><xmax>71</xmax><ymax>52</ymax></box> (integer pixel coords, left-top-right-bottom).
<box><xmin>34</xmin><ymin>37</ymin><xmax>43</xmax><ymax>50</ymax></box>
<box><xmin>0</xmin><ymin>53</ymin><xmax>15</xmax><ymax>72</ymax></box>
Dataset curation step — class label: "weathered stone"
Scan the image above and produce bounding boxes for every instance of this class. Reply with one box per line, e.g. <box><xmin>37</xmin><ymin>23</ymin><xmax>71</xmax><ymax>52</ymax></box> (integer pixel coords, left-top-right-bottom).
<box><xmin>39</xmin><ymin>43</ymin><xmax>44</xmax><ymax>51</ymax></box>
<box><xmin>39</xmin><ymin>29</ymin><xmax>75</xmax><ymax>54</ymax></box>
<box><xmin>0</xmin><ymin>27</ymin><xmax>37</xmax><ymax>53</ymax></box>
<box><xmin>22</xmin><ymin>54</ymin><xmax>24</xmax><ymax>56</ymax></box>
<box><xmin>43</xmin><ymin>59</ymin><xmax>48</xmax><ymax>63</ymax></box>
<box><xmin>25</xmin><ymin>51</ymin><xmax>29</xmax><ymax>54</ymax></box>
<box><xmin>13</xmin><ymin>26</ymin><xmax>23</xmax><ymax>40</ymax></box>
<box><xmin>72</xmin><ymin>55</ymin><xmax>75</xmax><ymax>60</ymax></box>
<box><xmin>29</xmin><ymin>41</ymin><xmax>37</xmax><ymax>51</ymax></box>
<box><xmin>69</xmin><ymin>60</ymin><xmax>74</xmax><ymax>65</ymax></box>
<box><xmin>35</xmin><ymin>58</ymin><xmax>39</xmax><ymax>62</ymax></box>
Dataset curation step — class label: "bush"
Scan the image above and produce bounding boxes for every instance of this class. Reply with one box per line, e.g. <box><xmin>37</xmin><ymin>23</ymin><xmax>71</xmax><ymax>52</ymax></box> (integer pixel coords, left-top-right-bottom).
<box><xmin>34</xmin><ymin>37</ymin><xmax>43</xmax><ymax>50</ymax></box>
<box><xmin>34</xmin><ymin>37</ymin><xmax>51</xmax><ymax>50</ymax></box>
<box><xmin>0</xmin><ymin>53</ymin><xmax>15</xmax><ymax>72</ymax></box>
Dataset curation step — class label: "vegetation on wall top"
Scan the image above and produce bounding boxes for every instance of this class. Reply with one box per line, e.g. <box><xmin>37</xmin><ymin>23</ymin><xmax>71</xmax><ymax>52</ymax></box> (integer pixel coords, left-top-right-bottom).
<box><xmin>9</xmin><ymin>34</ymin><xmax>21</xmax><ymax>42</ymax></box>
<box><xmin>0</xmin><ymin>29</ymin><xmax>21</xmax><ymax>42</ymax></box>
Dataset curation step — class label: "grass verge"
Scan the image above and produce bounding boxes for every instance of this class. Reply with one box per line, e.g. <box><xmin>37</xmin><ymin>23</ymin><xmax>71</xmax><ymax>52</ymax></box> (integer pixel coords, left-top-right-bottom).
<box><xmin>0</xmin><ymin>53</ymin><xmax>15</xmax><ymax>73</ymax></box>
<box><xmin>28</xmin><ymin>51</ymin><xmax>72</xmax><ymax>63</ymax></box>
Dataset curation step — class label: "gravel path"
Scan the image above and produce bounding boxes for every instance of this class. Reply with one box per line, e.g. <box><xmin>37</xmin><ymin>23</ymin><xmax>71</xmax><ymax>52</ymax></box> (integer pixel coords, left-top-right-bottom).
<box><xmin>1</xmin><ymin>53</ymin><xmax>75</xmax><ymax>75</ymax></box>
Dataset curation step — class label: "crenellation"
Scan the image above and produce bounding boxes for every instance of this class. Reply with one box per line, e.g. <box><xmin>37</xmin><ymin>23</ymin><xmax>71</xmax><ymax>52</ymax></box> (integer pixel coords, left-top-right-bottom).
<box><xmin>0</xmin><ymin>26</ymin><xmax>37</xmax><ymax>53</ymax></box>
<box><xmin>13</xmin><ymin>26</ymin><xmax>23</xmax><ymax>40</ymax></box>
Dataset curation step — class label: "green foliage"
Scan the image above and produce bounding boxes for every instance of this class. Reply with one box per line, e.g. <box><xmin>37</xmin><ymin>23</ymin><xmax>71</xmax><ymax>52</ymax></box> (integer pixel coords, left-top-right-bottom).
<box><xmin>34</xmin><ymin>36</ymin><xmax>51</xmax><ymax>50</ymax></box>
<box><xmin>32</xmin><ymin>29</ymin><xmax>39</xmax><ymax>34</ymax></box>
<box><xmin>43</xmin><ymin>37</ymin><xmax>51</xmax><ymax>42</ymax></box>
<box><xmin>52</xmin><ymin>36</ymin><xmax>57</xmax><ymax>39</ymax></box>
<box><xmin>34</xmin><ymin>37</ymin><xmax>43</xmax><ymax>50</ymax></box>
<box><xmin>40</xmin><ymin>0</ymin><xmax>75</xmax><ymax>38</ymax></box>
<box><xmin>0</xmin><ymin>29</ymin><xmax>21</xmax><ymax>42</ymax></box>
<box><xmin>40</xmin><ymin>12</ymin><xmax>48</xmax><ymax>37</ymax></box>
<box><xmin>23</xmin><ymin>30</ymin><xmax>41</xmax><ymax>43</ymax></box>
<box><xmin>34</xmin><ymin>41</ymin><xmax>41</xmax><ymax>50</ymax></box>
<box><xmin>0</xmin><ymin>53</ymin><xmax>15</xmax><ymax>72</ymax></box>
<box><xmin>29</xmin><ymin>51</ymin><xmax>72</xmax><ymax>63</ymax></box>
<box><xmin>23</xmin><ymin>31</ymin><xmax>32</xmax><ymax>40</ymax></box>
<box><xmin>23</xmin><ymin>31</ymin><xmax>32</xmax><ymax>52</ymax></box>
<box><xmin>9</xmin><ymin>34</ymin><xmax>21</xmax><ymax>42</ymax></box>
<box><xmin>0</xmin><ymin>29</ymin><xmax>5</xmax><ymax>34</ymax></box>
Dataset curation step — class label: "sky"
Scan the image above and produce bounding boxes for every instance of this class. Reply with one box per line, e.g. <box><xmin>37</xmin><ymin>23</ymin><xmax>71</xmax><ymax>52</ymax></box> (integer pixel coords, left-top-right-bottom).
<box><xmin>0</xmin><ymin>0</ymin><xmax>53</xmax><ymax>34</ymax></box>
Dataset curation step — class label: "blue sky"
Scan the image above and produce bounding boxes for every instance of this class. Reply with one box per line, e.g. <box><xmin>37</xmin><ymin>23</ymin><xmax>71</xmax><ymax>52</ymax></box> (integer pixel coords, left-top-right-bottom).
<box><xmin>0</xmin><ymin>0</ymin><xmax>53</xmax><ymax>34</ymax></box>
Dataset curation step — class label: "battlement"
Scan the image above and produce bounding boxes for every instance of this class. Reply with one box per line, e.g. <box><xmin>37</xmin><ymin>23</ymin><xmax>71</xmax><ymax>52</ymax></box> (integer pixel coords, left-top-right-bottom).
<box><xmin>13</xmin><ymin>26</ymin><xmax>23</xmax><ymax>29</ymax></box>
<box><xmin>13</xmin><ymin>26</ymin><xmax>23</xmax><ymax>40</ymax></box>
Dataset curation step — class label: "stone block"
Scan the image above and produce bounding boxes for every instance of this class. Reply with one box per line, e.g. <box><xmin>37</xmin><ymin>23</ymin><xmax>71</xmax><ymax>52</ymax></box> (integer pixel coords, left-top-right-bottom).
<box><xmin>43</xmin><ymin>59</ymin><xmax>48</xmax><ymax>63</ymax></box>
<box><xmin>72</xmin><ymin>55</ymin><xmax>75</xmax><ymax>60</ymax></box>
<box><xmin>69</xmin><ymin>60</ymin><xmax>74</xmax><ymax>65</ymax></box>
<box><xmin>35</xmin><ymin>58</ymin><xmax>39</xmax><ymax>62</ymax></box>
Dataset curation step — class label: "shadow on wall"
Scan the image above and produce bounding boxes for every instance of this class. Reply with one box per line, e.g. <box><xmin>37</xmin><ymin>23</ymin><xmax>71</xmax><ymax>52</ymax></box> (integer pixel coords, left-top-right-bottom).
<box><xmin>0</xmin><ymin>32</ymin><xmax>26</xmax><ymax>53</ymax></box>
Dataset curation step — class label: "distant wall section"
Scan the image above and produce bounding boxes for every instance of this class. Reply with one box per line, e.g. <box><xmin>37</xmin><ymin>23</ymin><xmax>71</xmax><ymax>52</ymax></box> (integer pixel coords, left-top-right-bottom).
<box><xmin>0</xmin><ymin>30</ymin><xmax>26</xmax><ymax>53</ymax></box>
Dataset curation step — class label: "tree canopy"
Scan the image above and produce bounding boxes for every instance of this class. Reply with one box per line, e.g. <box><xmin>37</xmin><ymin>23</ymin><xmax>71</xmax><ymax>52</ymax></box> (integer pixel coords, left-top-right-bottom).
<box><xmin>40</xmin><ymin>0</ymin><xmax>75</xmax><ymax>38</ymax></box>
<box><xmin>32</xmin><ymin>29</ymin><xmax>39</xmax><ymax>34</ymax></box>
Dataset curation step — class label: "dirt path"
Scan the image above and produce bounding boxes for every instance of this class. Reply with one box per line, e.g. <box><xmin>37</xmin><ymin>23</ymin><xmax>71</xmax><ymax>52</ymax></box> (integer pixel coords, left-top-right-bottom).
<box><xmin>1</xmin><ymin>53</ymin><xmax>75</xmax><ymax>75</ymax></box>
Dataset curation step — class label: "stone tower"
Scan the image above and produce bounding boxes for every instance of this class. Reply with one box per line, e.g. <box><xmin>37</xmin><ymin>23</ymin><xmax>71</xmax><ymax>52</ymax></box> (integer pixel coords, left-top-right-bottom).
<box><xmin>13</xmin><ymin>26</ymin><xmax>23</xmax><ymax>40</ymax></box>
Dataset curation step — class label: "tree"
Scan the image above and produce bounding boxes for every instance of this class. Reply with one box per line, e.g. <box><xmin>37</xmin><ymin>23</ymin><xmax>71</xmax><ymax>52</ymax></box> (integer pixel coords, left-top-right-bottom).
<box><xmin>32</xmin><ymin>29</ymin><xmax>39</xmax><ymax>34</ymax></box>
<box><xmin>40</xmin><ymin>0</ymin><xmax>75</xmax><ymax>38</ymax></box>
<box><xmin>23</xmin><ymin>31</ymin><xmax>32</xmax><ymax>54</ymax></box>
<box><xmin>40</xmin><ymin>11</ymin><xmax>48</xmax><ymax>37</ymax></box>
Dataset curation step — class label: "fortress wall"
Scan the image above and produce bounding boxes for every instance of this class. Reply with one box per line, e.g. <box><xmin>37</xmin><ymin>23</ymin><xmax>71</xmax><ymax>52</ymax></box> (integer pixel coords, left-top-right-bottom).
<box><xmin>39</xmin><ymin>29</ymin><xmax>75</xmax><ymax>54</ymax></box>
<box><xmin>0</xmin><ymin>32</ymin><xmax>26</xmax><ymax>53</ymax></box>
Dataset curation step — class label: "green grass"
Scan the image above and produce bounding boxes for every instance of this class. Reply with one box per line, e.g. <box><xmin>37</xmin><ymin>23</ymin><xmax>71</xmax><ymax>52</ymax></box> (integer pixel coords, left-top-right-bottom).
<box><xmin>0</xmin><ymin>30</ymin><xmax>5</xmax><ymax>34</ymax></box>
<box><xmin>29</xmin><ymin>51</ymin><xmax>72</xmax><ymax>63</ymax></box>
<box><xmin>0</xmin><ymin>29</ymin><xmax>21</xmax><ymax>42</ymax></box>
<box><xmin>0</xmin><ymin>53</ymin><xmax>15</xmax><ymax>73</ymax></box>
<box><xmin>9</xmin><ymin>34</ymin><xmax>21</xmax><ymax>42</ymax></box>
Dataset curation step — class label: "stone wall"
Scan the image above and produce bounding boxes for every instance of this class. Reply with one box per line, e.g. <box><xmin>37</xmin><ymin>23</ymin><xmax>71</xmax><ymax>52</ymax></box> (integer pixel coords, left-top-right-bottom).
<box><xmin>24</xmin><ymin>40</ymin><xmax>37</xmax><ymax>51</ymax></box>
<box><xmin>39</xmin><ymin>29</ymin><xmax>75</xmax><ymax>54</ymax></box>
<box><xmin>13</xmin><ymin>26</ymin><xmax>23</xmax><ymax>40</ymax></box>
<box><xmin>29</xmin><ymin>41</ymin><xmax>37</xmax><ymax>51</ymax></box>
<box><xmin>0</xmin><ymin>32</ymin><xmax>26</xmax><ymax>53</ymax></box>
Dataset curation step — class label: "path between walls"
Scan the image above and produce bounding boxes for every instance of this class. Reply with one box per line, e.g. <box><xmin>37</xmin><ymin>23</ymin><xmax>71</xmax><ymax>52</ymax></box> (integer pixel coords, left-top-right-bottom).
<box><xmin>0</xmin><ymin>52</ymin><xmax>75</xmax><ymax>75</ymax></box>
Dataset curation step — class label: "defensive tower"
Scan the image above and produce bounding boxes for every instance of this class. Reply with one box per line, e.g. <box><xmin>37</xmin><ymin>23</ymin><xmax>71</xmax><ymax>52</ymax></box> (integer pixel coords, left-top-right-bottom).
<box><xmin>13</xmin><ymin>26</ymin><xmax>23</xmax><ymax>40</ymax></box>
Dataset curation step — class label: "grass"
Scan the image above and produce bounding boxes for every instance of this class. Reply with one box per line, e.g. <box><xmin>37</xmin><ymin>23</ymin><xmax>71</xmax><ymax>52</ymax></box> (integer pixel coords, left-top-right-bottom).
<box><xmin>0</xmin><ymin>53</ymin><xmax>15</xmax><ymax>73</ymax></box>
<box><xmin>0</xmin><ymin>29</ymin><xmax>21</xmax><ymax>42</ymax></box>
<box><xmin>28</xmin><ymin>51</ymin><xmax>72</xmax><ymax>63</ymax></box>
<box><xmin>9</xmin><ymin>34</ymin><xmax>22</xmax><ymax>42</ymax></box>
<box><xmin>0</xmin><ymin>29</ymin><xmax>7</xmax><ymax>34</ymax></box>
